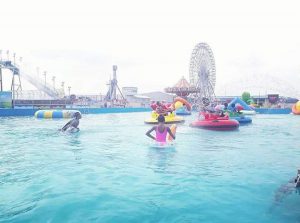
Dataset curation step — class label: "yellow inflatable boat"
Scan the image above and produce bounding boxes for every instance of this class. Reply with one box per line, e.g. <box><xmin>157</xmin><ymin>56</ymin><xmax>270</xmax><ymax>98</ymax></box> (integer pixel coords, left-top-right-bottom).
<box><xmin>144</xmin><ymin>111</ymin><xmax>185</xmax><ymax>124</ymax></box>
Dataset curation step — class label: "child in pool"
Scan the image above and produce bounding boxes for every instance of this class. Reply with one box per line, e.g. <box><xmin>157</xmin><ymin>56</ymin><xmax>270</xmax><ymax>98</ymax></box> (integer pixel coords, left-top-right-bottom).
<box><xmin>294</xmin><ymin>169</ymin><xmax>300</xmax><ymax>187</ymax></box>
<box><xmin>60</xmin><ymin>112</ymin><xmax>82</xmax><ymax>132</ymax></box>
<box><xmin>146</xmin><ymin>115</ymin><xmax>175</xmax><ymax>142</ymax></box>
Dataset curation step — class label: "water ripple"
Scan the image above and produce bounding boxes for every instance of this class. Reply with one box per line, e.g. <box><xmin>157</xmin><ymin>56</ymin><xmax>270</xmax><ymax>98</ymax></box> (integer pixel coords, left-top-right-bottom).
<box><xmin>1</xmin><ymin>113</ymin><xmax>300</xmax><ymax>222</ymax></box>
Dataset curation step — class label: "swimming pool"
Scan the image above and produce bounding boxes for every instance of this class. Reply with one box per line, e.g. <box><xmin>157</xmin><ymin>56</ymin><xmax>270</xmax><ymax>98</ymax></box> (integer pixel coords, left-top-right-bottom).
<box><xmin>0</xmin><ymin>113</ymin><xmax>300</xmax><ymax>222</ymax></box>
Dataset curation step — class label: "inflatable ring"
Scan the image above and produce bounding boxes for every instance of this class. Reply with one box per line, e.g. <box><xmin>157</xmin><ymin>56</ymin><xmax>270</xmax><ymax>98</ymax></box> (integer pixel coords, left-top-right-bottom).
<box><xmin>292</xmin><ymin>104</ymin><xmax>300</xmax><ymax>115</ymax></box>
<box><xmin>174</xmin><ymin>97</ymin><xmax>192</xmax><ymax>111</ymax></box>
<box><xmin>34</xmin><ymin>110</ymin><xmax>81</xmax><ymax>119</ymax></box>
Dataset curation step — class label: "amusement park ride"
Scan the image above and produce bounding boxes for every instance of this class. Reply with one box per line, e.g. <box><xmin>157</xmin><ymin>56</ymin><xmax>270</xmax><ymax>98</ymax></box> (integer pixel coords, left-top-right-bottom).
<box><xmin>166</xmin><ymin>42</ymin><xmax>217</xmax><ymax>109</ymax></box>
<box><xmin>0</xmin><ymin>50</ymin><xmax>63</xmax><ymax>103</ymax></box>
<box><xmin>0</xmin><ymin>50</ymin><xmax>126</xmax><ymax>108</ymax></box>
<box><xmin>189</xmin><ymin>42</ymin><xmax>216</xmax><ymax>106</ymax></box>
<box><xmin>105</xmin><ymin>65</ymin><xmax>126</xmax><ymax>106</ymax></box>
<box><xmin>0</xmin><ymin>51</ymin><xmax>22</xmax><ymax>100</ymax></box>
<box><xmin>1</xmin><ymin>43</ymin><xmax>217</xmax><ymax>109</ymax></box>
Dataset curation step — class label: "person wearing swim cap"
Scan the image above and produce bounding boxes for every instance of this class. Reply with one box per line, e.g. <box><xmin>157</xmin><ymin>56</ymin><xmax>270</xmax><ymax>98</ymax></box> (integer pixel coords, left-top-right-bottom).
<box><xmin>229</xmin><ymin>103</ymin><xmax>237</xmax><ymax>113</ymax></box>
<box><xmin>60</xmin><ymin>112</ymin><xmax>82</xmax><ymax>132</ymax></box>
<box><xmin>146</xmin><ymin>114</ymin><xmax>175</xmax><ymax>142</ymax></box>
<box><xmin>223</xmin><ymin>102</ymin><xmax>228</xmax><ymax>110</ymax></box>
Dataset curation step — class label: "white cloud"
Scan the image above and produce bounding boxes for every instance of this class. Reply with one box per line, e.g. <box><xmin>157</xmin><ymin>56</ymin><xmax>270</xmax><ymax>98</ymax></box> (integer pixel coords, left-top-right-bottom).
<box><xmin>1</xmin><ymin>0</ymin><xmax>300</xmax><ymax>97</ymax></box>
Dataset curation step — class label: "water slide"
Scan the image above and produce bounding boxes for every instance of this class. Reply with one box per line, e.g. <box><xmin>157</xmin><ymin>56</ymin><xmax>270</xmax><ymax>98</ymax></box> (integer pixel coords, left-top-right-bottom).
<box><xmin>228</xmin><ymin>97</ymin><xmax>254</xmax><ymax>111</ymax></box>
<box><xmin>1</xmin><ymin>60</ymin><xmax>60</xmax><ymax>99</ymax></box>
<box><xmin>20</xmin><ymin>72</ymin><xmax>60</xmax><ymax>99</ymax></box>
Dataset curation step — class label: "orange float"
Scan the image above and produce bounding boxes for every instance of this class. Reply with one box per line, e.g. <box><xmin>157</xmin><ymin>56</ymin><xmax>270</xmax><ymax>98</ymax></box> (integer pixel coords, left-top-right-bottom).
<box><xmin>292</xmin><ymin>104</ymin><xmax>300</xmax><ymax>115</ymax></box>
<box><xmin>167</xmin><ymin>124</ymin><xmax>177</xmax><ymax>141</ymax></box>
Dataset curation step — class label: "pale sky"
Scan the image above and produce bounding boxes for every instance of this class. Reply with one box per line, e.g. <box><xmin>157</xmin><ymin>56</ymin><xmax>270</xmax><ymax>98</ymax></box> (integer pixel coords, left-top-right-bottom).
<box><xmin>1</xmin><ymin>0</ymin><xmax>300</xmax><ymax>97</ymax></box>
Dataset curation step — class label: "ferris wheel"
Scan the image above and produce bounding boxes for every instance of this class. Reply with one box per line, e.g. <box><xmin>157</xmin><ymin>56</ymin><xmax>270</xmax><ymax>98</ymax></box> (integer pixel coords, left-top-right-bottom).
<box><xmin>189</xmin><ymin>42</ymin><xmax>216</xmax><ymax>106</ymax></box>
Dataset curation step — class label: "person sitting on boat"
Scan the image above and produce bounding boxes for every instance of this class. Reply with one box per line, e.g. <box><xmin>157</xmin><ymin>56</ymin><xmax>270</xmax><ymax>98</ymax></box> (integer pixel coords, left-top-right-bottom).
<box><xmin>217</xmin><ymin>105</ymin><xmax>228</xmax><ymax>118</ymax></box>
<box><xmin>218</xmin><ymin>110</ymin><xmax>226</xmax><ymax>117</ymax></box>
<box><xmin>60</xmin><ymin>112</ymin><xmax>82</xmax><ymax>132</ymax></box>
<box><xmin>235</xmin><ymin>104</ymin><xmax>244</xmax><ymax>114</ymax></box>
<box><xmin>199</xmin><ymin>109</ymin><xmax>216</xmax><ymax>120</ymax></box>
<box><xmin>150</xmin><ymin>101</ymin><xmax>157</xmax><ymax>110</ymax></box>
<box><xmin>161</xmin><ymin>101</ymin><xmax>174</xmax><ymax>113</ymax></box>
<box><xmin>146</xmin><ymin>115</ymin><xmax>175</xmax><ymax>142</ymax></box>
<box><xmin>229</xmin><ymin>103</ymin><xmax>236</xmax><ymax>112</ymax></box>
<box><xmin>204</xmin><ymin>104</ymin><xmax>216</xmax><ymax>118</ymax></box>
<box><xmin>223</xmin><ymin>102</ymin><xmax>228</xmax><ymax>110</ymax></box>
<box><xmin>155</xmin><ymin>101</ymin><xmax>169</xmax><ymax>115</ymax></box>
<box><xmin>161</xmin><ymin>101</ymin><xmax>169</xmax><ymax>110</ymax></box>
<box><xmin>201</xmin><ymin>105</ymin><xmax>227</xmax><ymax>120</ymax></box>
<box><xmin>198</xmin><ymin>106</ymin><xmax>211</xmax><ymax>119</ymax></box>
<box><xmin>208</xmin><ymin>112</ymin><xmax>220</xmax><ymax>120</ymax></box>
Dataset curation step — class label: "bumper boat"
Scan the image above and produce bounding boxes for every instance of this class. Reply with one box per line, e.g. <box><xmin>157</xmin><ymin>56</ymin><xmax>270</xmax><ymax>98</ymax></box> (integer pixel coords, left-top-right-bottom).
<box><xmin>190</xmin><ymin>112</ymin><xmax>239</xmax><ymax>131</ymax></box>
<box><xmin>226</xmin><ymin>111</ymin><xmax>252</xmax><ymax>124</ymax></box>
<box><xmin>230</xmin><ymin>116</ymin><xmax>252</xmax><ymax>124</ymax></box>
<box><xmin>144</xmin><ymin>111</ymin><xmax>185</xmax><ymax>124</ymax></box>
<box><xmin>176</xmin><ymin>107</ymin><xmax>191</xmax><ymax>116</ymax></box>
<box><xmin>228</xmin><ymin>112</ymin><xmax>252</xmax><ymax>124</ymax></box>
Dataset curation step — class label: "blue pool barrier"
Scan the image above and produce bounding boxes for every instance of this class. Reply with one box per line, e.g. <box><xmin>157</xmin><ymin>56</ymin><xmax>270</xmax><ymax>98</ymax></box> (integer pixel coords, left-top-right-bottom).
<box><xmin>254</xmin><ymin>108</ymin><xmax>291</xmax><ymax>114</ymax></box>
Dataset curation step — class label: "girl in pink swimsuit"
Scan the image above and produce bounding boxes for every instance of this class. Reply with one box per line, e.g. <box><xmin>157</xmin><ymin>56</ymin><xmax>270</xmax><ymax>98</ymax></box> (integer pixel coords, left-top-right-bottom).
<box><xmin>146</xmin><ymin>115</ymin><xmax>175</xmax><ymax>143</ymax></box>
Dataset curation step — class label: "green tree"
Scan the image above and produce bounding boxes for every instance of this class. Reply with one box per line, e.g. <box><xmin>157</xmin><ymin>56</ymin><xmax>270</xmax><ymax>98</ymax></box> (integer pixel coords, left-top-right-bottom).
<box><xmin>242</xmin><ymin>92</ymin><xmax>251</xmax><ymax>104</ymax></box>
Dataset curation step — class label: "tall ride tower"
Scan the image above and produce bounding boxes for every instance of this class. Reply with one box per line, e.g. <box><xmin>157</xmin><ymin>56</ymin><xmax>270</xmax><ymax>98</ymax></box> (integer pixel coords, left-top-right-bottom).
<box><xmin>105</xmin><ymin>65</ymin><xmax>125</xmax><ymax>105</ymax></box>
<box><xmin>0</xmin><ymin>51</ymin><xmax>22</xmax><ymax>105</ymax></box>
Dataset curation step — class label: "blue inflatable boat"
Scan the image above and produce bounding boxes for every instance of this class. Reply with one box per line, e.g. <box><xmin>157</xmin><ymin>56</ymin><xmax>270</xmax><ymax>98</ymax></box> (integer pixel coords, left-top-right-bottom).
<box><xmin>231</xmin><ymin>116</ymin><xmax>252</xmax><ymax>124</ymax></box>
<box><xmin>176</xmin><ymin>107</ymin><xmax>191</xmax><ymax>116</ymax></box>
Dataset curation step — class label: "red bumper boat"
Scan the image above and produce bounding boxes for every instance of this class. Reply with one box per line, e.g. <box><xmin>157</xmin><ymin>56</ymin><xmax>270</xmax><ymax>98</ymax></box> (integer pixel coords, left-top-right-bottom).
<box><xmin>190</xmin><ymin>112</ymin><xmax>239</xmax><ymax>131</ymax></box>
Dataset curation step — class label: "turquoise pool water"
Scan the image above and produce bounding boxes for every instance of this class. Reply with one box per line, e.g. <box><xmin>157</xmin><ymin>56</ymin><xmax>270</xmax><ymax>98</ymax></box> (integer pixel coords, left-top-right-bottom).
<box><xmin>1</xmin><ymin>113</ymin><xmax>300</xmax><ymax>223</ymax></box>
